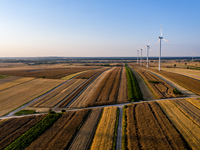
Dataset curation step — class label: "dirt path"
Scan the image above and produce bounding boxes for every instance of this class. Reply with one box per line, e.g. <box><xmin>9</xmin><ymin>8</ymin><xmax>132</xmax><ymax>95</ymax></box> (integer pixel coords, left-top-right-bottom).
<box><xmin>140</xmin><ymin>68</ymin><xmax>197</xmax><ymax>97</ymax></box>
<box><xmin>130</xmin><ymin>67</ymin><xmax>155</xmax><ymax>100</ymax></box>
<box><xmin>116</xmin><ymin>106</ymin><xmax>123</xmax><ymax>150</ymax></box>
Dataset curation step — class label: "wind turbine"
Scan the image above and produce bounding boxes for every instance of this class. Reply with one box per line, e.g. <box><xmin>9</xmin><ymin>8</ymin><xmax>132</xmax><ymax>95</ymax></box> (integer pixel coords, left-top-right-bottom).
<box><xmin>192</xmin><ymin>53</ymin><xmax>194</xmax><ymax>61</ymax></box>
<box><xmin>143</xmin><ymin>39</ymin><xmax>151</xmax><ymax>68</ymax></box>
<box><xmin>140</xmin><ymin>47</ymin><xmax>143</xmax><ymax>66</ymax></box>
<box><xmin>155</xmin><ymin>24</ymin><xmax>170</xmax><ymax>71</ymax></box>
<box><xmin>137</xmin><ymin>48</ymin><xmax>139</xmax><ymax>64</ymax></box>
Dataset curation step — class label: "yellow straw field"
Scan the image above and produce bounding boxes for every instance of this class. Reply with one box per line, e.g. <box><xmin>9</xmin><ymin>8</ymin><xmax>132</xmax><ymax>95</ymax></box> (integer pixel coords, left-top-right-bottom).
<box><xmin>185</xmin><ymin>98</ymin><xmax>200</xmax><ymax>110</ymax></box>
<box><xmin>61</xmin><ymin>70</ymin><xmax>90</xmax><ymax>80</ymax></box>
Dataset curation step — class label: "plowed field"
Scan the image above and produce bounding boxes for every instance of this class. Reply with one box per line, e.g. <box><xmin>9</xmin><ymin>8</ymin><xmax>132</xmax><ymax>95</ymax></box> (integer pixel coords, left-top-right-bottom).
<box><xmin>125</xmin><ymin>102</ymin><xmax>188</xmax><ymax>150</ymax></box>
<box><xmin>0</xmin><ymin>114</ymin><xmax>46</xmax><ymax>150</ymax></box>
<box><xmin>26</xmin><ymin>109</ymin><xmax>89</xmax><ymax>150</ymax></box>
<box><xmin>86</xmin><ymin>67</ymin><xmax>122</xmax><ymax>107</ymax></box>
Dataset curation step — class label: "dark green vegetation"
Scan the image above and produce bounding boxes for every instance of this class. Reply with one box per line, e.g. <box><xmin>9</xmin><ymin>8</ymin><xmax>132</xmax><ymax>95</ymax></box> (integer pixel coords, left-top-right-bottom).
<box><xmin>148</xmin><ymin>80</ymin><xmax>159</xmax><ymax>84</ymax></box>
<box><xmin>125</xmin><ymin>64</ymin><xmax>142</xmax><ymax>101</ymax></box>
<box><xmin>173</xmin><ymin>88</ymin><xmax>183</xmax><ymax>95</ymax></box>
<box><xmin>5</xmin><ymin>113</ymin><xmax>62</xmax><ymax>150</ymax></box>
<box><xmin>112</xmin><ymin>107</ymin><xmax>119</xmax><ymax>150</ymax></box>
<box><xmin>0</xmin><ymin>75</ymin><xmax>9</xmax><ymax>79</ymax></box>
<box><xmin>14</xmin><ymin>110</ymin><xmax>37</xmax><ymax>116</ymax></box>
<box><xmin>122</xmin><ymin>105</ymin><xmax>127</xmax><ymax>150</ymax></box>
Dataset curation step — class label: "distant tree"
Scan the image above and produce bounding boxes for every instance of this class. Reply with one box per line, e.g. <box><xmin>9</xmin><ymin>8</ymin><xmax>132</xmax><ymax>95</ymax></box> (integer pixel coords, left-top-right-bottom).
<box><xmin>174</xmin><ymin>64</ymin><xmax>176</xmax><ymax>67</ymax></box>
<box><xmin>185</xmin><ymin>63</ymin><xmax>187</xmax><ymax>65</ymax></box>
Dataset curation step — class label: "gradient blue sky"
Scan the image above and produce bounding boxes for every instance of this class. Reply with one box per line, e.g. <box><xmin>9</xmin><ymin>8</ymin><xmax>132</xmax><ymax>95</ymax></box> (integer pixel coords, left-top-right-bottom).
<box><xmin>0</xmin><ymin>0</ymin><xmax>199</xmax><ymax>57</ymax></box>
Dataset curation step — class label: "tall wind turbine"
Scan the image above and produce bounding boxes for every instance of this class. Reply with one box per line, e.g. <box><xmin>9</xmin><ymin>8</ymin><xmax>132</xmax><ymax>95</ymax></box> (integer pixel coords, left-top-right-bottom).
<box><xmin>140</xmin><ymin>47</ymin><xmax>143</xmax><ymax>66</ymax></box>
<box><xmin>192</xmin><ymin>53</ymin><xmax>194</xmax><ymax>61</ymax></box>
<box><xmin>143</xmin><ymin>39</ymin><xmax>151</xmax><ymax>68</ymax></box>
<box><xmin>137</xmin><ymin>49</ymin><xmax>139</xmax><ymax>64</ymax></box>
<box><xmin>155</xmin><ymin>24</ymin><xmax>170</xmax><ymax>71</ymax></box>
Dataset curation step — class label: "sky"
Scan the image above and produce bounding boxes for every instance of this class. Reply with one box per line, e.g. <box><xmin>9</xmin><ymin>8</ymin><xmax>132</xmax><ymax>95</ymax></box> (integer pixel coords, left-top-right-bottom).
<box><xmin>0</xmin><ymin>0</ymin><xmax>200</xmax><ymax>57</ymax></box>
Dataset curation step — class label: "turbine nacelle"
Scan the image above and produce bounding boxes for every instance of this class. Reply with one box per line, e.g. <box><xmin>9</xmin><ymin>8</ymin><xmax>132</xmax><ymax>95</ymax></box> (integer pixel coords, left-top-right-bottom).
<box><xmin>159</xmin><ymin>36</ymin><xmax>163</xmax><ymax>39</ymax></box>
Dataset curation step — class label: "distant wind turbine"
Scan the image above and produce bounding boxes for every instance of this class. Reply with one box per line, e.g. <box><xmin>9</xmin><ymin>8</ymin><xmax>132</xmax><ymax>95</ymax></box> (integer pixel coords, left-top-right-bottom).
<box><xmin>192</xmin><ymin>53</ymin><xmax>194</xmax><ymax>61</ymax></box>
<box><xmin>140</xmin><ymin>47</ymin><xmax>143</xmax><ymax>66</ymax></box>
<box><xmin>143</xmin><ymin>39</ymin><xmax>151</xmax><ymax>68</ymax></box>
<box><xmin>137</xmin><ymin>48</ymin><xmax>139</xmax><ymax>64</ymax></box>
<box><xmin>155</xmin><ymin>24</ymin><xmax>170</xmax><ymax>71</ymax></box>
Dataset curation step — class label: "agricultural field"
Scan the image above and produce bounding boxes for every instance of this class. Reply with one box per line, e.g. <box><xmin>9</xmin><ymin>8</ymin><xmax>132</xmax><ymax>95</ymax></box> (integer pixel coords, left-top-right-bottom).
<box><xmin>0</xmin><ymin>78</ymin><xmax>64</xmax><ymax>116</ymax></box>
<box><xmin>134</xmin><ymin>67</ymin><xmax>183</xmax><ymax>99</ymax></box>
<box><xmin>85</xmin><ymin>67</ymin><xmax>123</xmax><ymax>107</ymax></box>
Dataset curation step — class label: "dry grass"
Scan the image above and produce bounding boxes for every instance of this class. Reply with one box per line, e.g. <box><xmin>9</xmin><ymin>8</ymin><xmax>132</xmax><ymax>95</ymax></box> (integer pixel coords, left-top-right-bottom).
<box><xmin>185</xmin><ymin>98</ymin><xmax>200</xmax><ymax>109</ymax></box>
<box><xmin>29</xmin><ymin>79</ymin><xmax>86</xmax><ymax>108</ymax></box>
<box><xmin>157</xmin><ymin>100</ymin><xmax>200</xmax><ymax>149</ymax></box>
<box><xmin>90</xmin><ymin>107</ymin><xmax>118</xmax><ymax>150</ymax></box>
<box><xmin>69</xmin><ymin>68</ymin><xmax>114</xmax><ymax>108</ymax></box>
<box><xmin>0</xmin><ymin>77</ymin><xmax>34</xmax><ymax>91</ymax></box>
<box><xmin>26</xmin><ymin>109</ymin><xmax>89</xmax><ymax>150</ymax></box>
<box><xmin>69</xmin><ymin>108</ymin><xmax>103</xmax><ymax>150</ymax></box>
<box><xmin>61</xmin><ymin>70</ymin><xmax>90</xmax><ymax>80</ymax></box>
<box><xmin>0</xmin><ymin>79</ymin><xmax>64</xmax><ymax>116</ymax></box>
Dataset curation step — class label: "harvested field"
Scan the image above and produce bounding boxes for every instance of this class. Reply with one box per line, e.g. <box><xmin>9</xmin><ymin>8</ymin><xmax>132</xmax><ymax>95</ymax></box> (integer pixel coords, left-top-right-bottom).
<box><xmin>117</xmin><ymin>66</ymin><xmax>128</xmax><ymax>102</ymax></box>
<box><xmin>0</xmin><ymin>77</ymin><xmax>34</xmax><ymax>91</ymax></box>
<box><xmin>0</xmin><ymin>79</ymin><xmax>64</xmax><ymax>116</ymax></box>
<box><xmin>58</xmin><ymin>68</ymin><xmax>107</xmax><ymax>108</ymax></box>
<box><xmin>61</xmin><ymin>70</ymin><xmax>90</xmax><ymax>80</ymax></box>
<box><xmin>75</xmin><ymin>67</ymin><xmax>108</xmax><ymax>79</ymax></box>
<box><xmin>69</xmin><ymin>108</ymin><xmax>103</xmax><ymax>150</ymax></box>
<box><xmin>135</xmin><ymin>67</ymin><xmax>180</xmax><ymax>99</ymax></box>
<box><xmin>26</xmin><ymin>109</ymin><xmax>89</xmax><ymax>150</ymax></box>
<box><xmin>126</xmin><ymin>102</ymin><xmax>188</xmax><ymax>150</ymax></box>
<box><xmin>29</xmin><ymin>79</ymin><xmax>86</xmax><ymax>108</ymax></box>
<box><xmin>148</xmin><ymin>68</ymin><xmax>200</xmax><ymax>95</ymax></box>
<box><xmin>69</xmin><ymin>68</ymin><xmax>114</xmax><ymax>108</ymax></box>
<box><xmin>186</xmin><ymin>98</ymin><xmax>200</xmax><ymax>109</ymax></box>
<box><xmin>0</xmin><ymin>76</ymin><xmax>22</xmax><ymax>84</ymax></box>
<box><xmin>90</xmin><ymin>107</ymin><xmax>118</xmax><ymax>150</ymax></box>
<box><xmin>172</xmin><ymin>99</ymin><xmax>200</xmax><ymax>125</ymax></box>
<box><xmin>0</xmin><ymin>66</ymin><xmax>100</xmax><ymax>79</ymax></box>
<box><xmin>157</xmin><ymin>100</ymin><xmax>200</xmax><ymax>149</ymax></box>
<box><xmin>0</xmin><ymin>114</ymin><xmax>46</xmax><ymax>150</ymax></box>
<box><xmin>86</xmin><ymin>67</ymin><xmax>122</xmax><ymax>107</ymax></box>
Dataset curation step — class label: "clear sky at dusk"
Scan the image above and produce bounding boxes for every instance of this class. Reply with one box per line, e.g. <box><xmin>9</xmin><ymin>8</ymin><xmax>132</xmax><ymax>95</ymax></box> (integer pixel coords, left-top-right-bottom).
<box><xmin>0</xmin><ymin>0</ymin><xmax>199</xmax><ymax>57</ymax></box>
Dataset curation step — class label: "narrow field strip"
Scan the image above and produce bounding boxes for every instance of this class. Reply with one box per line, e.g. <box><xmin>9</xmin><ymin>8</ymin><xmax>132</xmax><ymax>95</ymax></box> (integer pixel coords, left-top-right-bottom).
<box><xmin>25</xmin><ymin>110</ymin><xmax>89</xmax><ymax>150</ymax></box>
<box><xmin>172</xmin><ymin>99</ymin><xmax>200</xmax><ymax>125</ymax></box>
<box><xmin>0</xmin><ymin>114</ymin><xmax>46</xmax><ymax>150</ymax></box>
<box><xmin>126</xmin><ymin>102</ymin><xmax>188</xmax><ymax>150</ymax></box>
<box><xmin>157</xmin><ymin>100</ymin><xmax>200</xmax><ymax>149</ymax></box>
<box><xmin>185</xmin><ymin>98</ymin><xmax>200</xmax><ymax>110</ymax></box>
<box><xmin>0</xmin><ymin>77</ymin><xmax>34</xmax><ymax>91</ymax></box>
<box><xmin>90</xmin><ymin>107</ymin><xmax>118</xmax><ymax>150</ymax></box>
<box><xmin>61</xmin><ymin>70</ymin><xmax>90</xmax><ymax>80</ymax></box>
<box><xmin>0</xmin><ymin>76</ymin><xmax>22</xmax><ymax>84</ymax></box>
<box><xmin>29</xmin><ymin>79</ymin><xmax>86</xmax><ymax>108</ymax></box>
<box><xmin>0</xmin><ymin>79</ymin><xmax>64</xmax><ymax>116</ymax></box>
<box><xmin>69</xmin><ymin>108</ymin><xmax>103</xmax><ymax>150</ymax></box>
<box><xmin>69</xmin><ymin>68</ymin><xmax>114</xmax><ymax>108</ymax></box>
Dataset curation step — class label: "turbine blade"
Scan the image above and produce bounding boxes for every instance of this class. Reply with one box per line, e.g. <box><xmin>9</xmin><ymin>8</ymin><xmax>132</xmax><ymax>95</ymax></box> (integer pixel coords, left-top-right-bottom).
<box><xmin>155</xmin><ymin>39</ymin><xmax>160</xmax><ymax>46</ymax></box>
<box><xmin>143</xmin><ymin>46</ymin><xmax>147</xmax><ymax>49</ymax></box>
<box><xmin>160</xmin><ymin>24</ymin><xmax>162</xmax><ymax>36</ymax></box>
<box><xmin>163</xmin><ymin>38</ymin><xmax>170</xmax><ymax>44</ymax></box>
<box><xmin>149</xmin><ymin>48</ymin><xmax>152</xmax><ymax>52</ymax></box>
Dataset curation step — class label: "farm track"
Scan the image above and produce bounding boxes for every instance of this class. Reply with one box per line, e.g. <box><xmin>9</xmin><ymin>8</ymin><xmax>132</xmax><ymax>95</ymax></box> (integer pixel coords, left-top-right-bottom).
<box><xmin>26</xmin><ymin>109</ymin><xmax>90</xmax><ymax>150</ymax></box>
<box><xmin>126</xmin><ymin>102</ymin><xmax>188</xmax><ymax>150</ymax></box>
<box><xmin>172</xmin><ymin>99</ymin><xmax>200</xmax><ymax>125</ymax></box>
<box><xmin>69</xmin><ymin>108</ymin><xmax>103</xmax><ymax>150</ymax></box>
<box><xmin>69</xmin><ymin>68</ymin><xmax>114</xmax><ymax>108</ymax></box>
<box><xmin>0</xmin><ymin>114</ymin><xmax>46</xmax><ymax>150</ymax></box>
<box><xmin>90</xmin><ymin>107</ymin><xmax>118</xmax><ymax>150</ymax></box>
<box><xmin>157</xmin><ymin>100</ymin><xmax>200</xmax><ymax>149</ymax></box>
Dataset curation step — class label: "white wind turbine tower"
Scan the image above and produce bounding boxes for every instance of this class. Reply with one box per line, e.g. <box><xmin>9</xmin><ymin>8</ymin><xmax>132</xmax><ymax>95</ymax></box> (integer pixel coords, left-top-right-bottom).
<box><xmin>137</xmin><ymin>48</ymin><xmax>139</xmax><ymax>64</ymax></box>
<box><xmin>155</xmin><ymin>24</ymin><xmax>170</xmax><ymax>71</ymax></box>
<box><xmin>192</xmin><ymin>53</ymin><xmax>194</xmax><ymax>61</ymax></box>
<box><xmin>143</xmin><ymin>39</ymin><xmax>151</xmax><ymax>68</ymax></box>
<box><xmin>140</xmin><ymin>47</ymin><xmax>143</xmax><ymax>66</ymax></box>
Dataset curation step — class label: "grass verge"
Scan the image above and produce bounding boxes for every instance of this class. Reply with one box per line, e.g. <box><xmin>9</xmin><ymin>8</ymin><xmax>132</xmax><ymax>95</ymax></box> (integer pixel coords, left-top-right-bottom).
<box><xmin>14</xmin><ymin>110</ymin><xmax>37</xmax><ymax>116</ymax></box>
<box><xmin>112</xmin><ymin>107</ymin><xmax>119</xmax><ymax>150</ymax></box>
<box><xmin>122</xmin><ymin>105</ymin><xmax>127</xmax><ymax>150</ymax></box>
<box><xmin>0</xmin><ymin>75</ymin><xmax>9</xmax><ymax>79</ymax></box>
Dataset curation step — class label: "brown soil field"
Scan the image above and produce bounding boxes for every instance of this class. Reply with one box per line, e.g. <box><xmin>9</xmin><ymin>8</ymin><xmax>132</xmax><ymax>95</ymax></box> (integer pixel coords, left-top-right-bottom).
<box><xmin>147</xmin><ymin>68</ymin><xmax>200</xmax><ymax>95</ymax></box>
<box><xmin>0</xmin><ymin>77</ymin><xmax>34</xmax><ymax>91</ymax></box>
<box><xmin>134</xmin><ymin>67</ymin><xmax>179</xmax><ymax>99</ymax></box>
<box><xmin>26</xmin><ymin>109</ymin><xmax>89</xmax><ymax>150</ymax></box>
<box><xmin>186</xmin><ymin>98</ymin><xmax>200</xmax><ymax>109</ymax></box>
<box><xmin>0</xmin><ymin>76</ymin><xmax>22</xmax><ymax>84</ymax></box>
<box><xmin>117</xmin><ymin>66</ymin><xmax>128</xmax><ymax>102</ymax></box>
<box><xmin>86</xmin><ymin>67</ymin><xmax>122</xmax><ymax>107</ymax></box>
<box><xmin>69</xmin><ymin>68</ymin><xmax>114</xmax><ymax>108</ymax></box>
<box><xmin>29</xmin><ymin>79</ymin><xmax>86</xmax><ymax>108</ymax></box>
<box><xmin>0</xmin><ymin>114</ymin><xmax>46</xmax><ymax>149</ymax></box>
<box><xmin>58</xmin><ymin>69</ymin><xmax>107</xmax><ymax>108</ymax></box>
<box><xmin>0</xmin><ymin>66</ymin><xmax>101</xmax><ymax>79</ymax></box>
<box><xmin>157</xmin><ymin>100</ymin><xmax>200</xmax><ymax>149</ymax></box>
<box><xmin>0</xmin><ymin>79</ymin><xmax>64</xmax><ymax>116</ymax></box>
<box><xmin>69</xmin><ymin>108</ymin><xmax>103</xmax><ymax>150</ymax></box>
<box><xmin>75</xmin><ymin>67</ymin><xmax>108</xmax><ymax>79</ymax></box>
<box><xmin>90</xmin><ymin>107</ymin><xmax>118</xmax><ymax>150</ymax></box>
<box><xmin>172</xmin><ymin>99</ymin><xmax>200</xmax><ymax>125</ymax></box>
<box><xmin>126</xmin><ymin>102</ymin><xmax>188</xmax><ymax>150</ymax></box>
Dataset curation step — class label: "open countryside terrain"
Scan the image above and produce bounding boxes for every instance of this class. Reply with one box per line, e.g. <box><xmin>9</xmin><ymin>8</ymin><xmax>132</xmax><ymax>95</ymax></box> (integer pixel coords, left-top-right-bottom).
<box><xmin>0</xmin><ymin>61</ymin><xmax>200</xmax><ymax>150</ymax></box>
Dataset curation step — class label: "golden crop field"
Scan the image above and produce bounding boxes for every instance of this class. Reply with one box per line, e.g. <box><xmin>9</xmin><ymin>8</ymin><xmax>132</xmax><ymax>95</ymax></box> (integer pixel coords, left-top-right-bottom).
<box><xmin>90</xmin><ymin>107</ymin><xmax>118</xmax><ymax>150</ymax></box>
<box><xmin>61</xmin><ymin>70</ymin><xmax>90</xmax><ymax>80</ymax></box>
<box><xmin>185</xmin><ymin>98</ymin><xmax>200</xmax><ymax>109</ymax></box>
